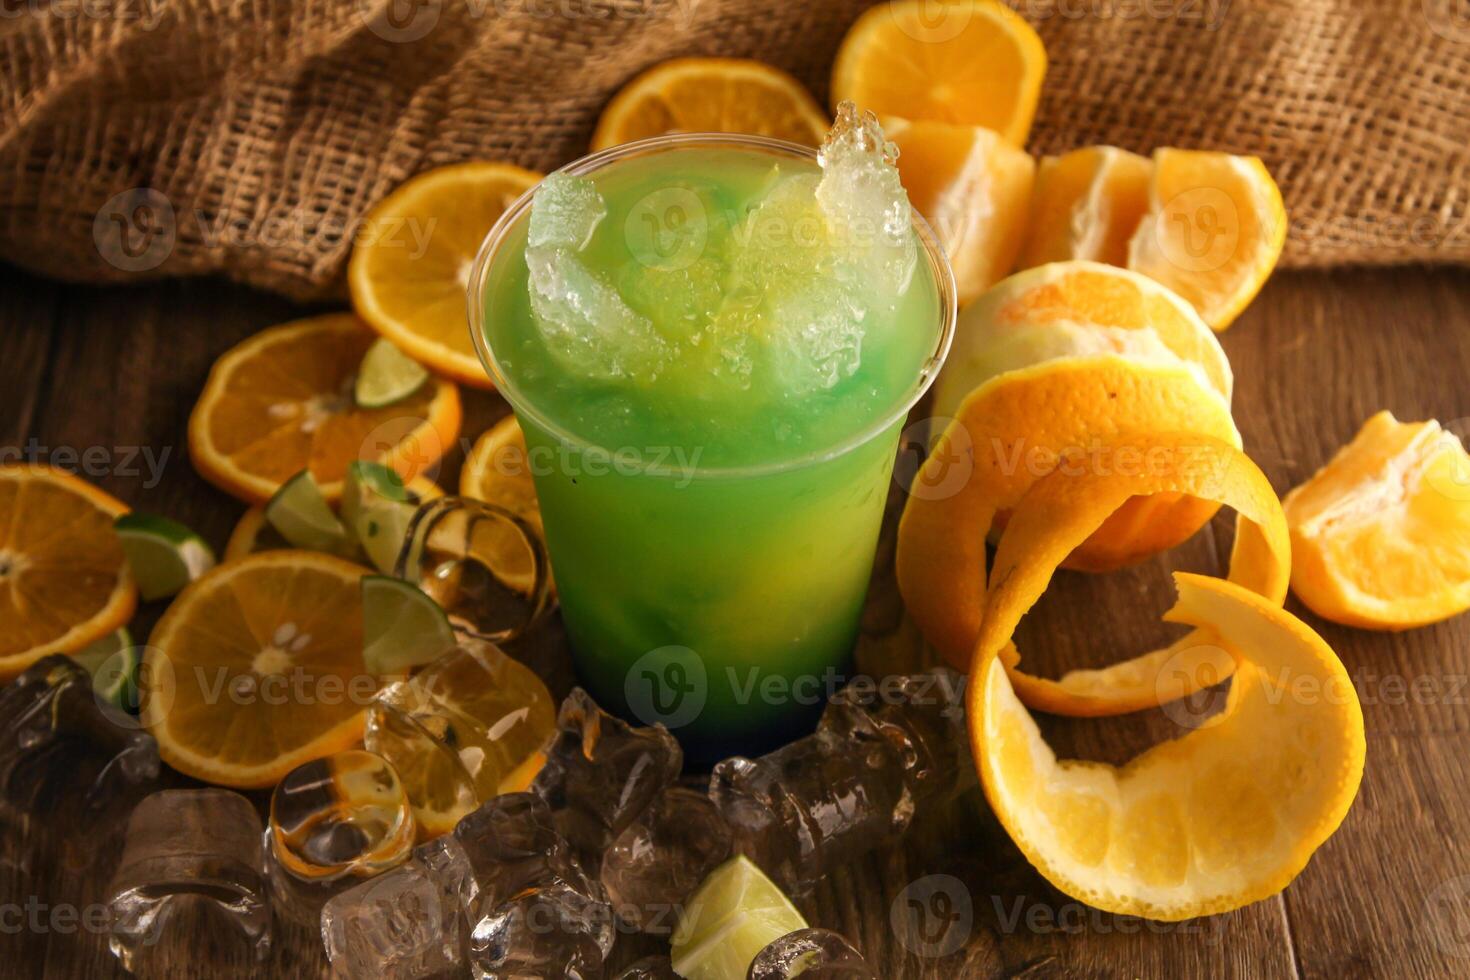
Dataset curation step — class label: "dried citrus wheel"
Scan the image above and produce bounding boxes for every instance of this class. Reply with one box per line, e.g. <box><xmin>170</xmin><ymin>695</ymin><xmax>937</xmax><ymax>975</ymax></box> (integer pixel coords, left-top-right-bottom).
<box><xmin>1017</xmin><ymin>146</ymin><xmax>1152</xmax><ymax>269</ymax></box>
<box><xmin>881</xmin><ymin>116</ymin><xmax>1035</xmax><ymax>306</ymax></box>
<box><xmin>1284</xmin><ymin>411</ymin><xmax>1470</xmax><ymax>630</ymax></box>
<box><xmin>189</xmin><ymin>313</ymin><xmax>461</xmax><ymax>505</ymax></box>
<box><xmin>350</xmin><ymin>162</ymin><xmax>542</xmax><ymax>386</ymax></box>
<box><xmin>963</xmin><ymin>433</ymin><xmax>1290</xmax><ymax>715</ymax></box>
<box><xmin>1126</xmin><ymin>148</ymin><xmax>1286</xmax><ymax>331</ymax></box>
<box><xmin>973</xmin><ymin>571</ymin><xmax>1364</xmax><ymax>920</ymax></box>
<box><xmin>934</xmin><ymin>262</ymin><xmax>1233</xmax><ymax>419</ymax></box>
<box><xmin>590</xmin><ymin>58</ymin><xmax>829</xmax><ymax>151</ymax></box>
<box><xmin>897</xmin><ymin>362</ymin><xmax>1243</xmax><ymax>675</ymax></box>
<box><xmin>224</xmin><ymin>474</ymin><xmax>444</xmax><ymax>561</ymax></box>
<box><xmin>142</xmin><ymin>551</ymin><xmax>373</xmax><ymax>788</ymax></box>
<box><xmin>0</xmin><ymin>465</ymin><xmax>137</xmax><ymax>680</ymax></box>
<box><xmin>831</xmin><ymin>0</ymin><xmax>1047</xmax><ymax>146</ymax></box>
<box><xmin>459</xmin><ymin>415</ymin><xmax>541</xmax><ymax>535</ymax></box>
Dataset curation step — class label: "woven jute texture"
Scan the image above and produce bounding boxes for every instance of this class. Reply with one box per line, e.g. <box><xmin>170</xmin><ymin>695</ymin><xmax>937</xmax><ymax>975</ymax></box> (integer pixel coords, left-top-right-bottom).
<box><xmin>1</xmin><ymin>0</ymin><xmax>1466</xmax><ymax>300</ymax></box>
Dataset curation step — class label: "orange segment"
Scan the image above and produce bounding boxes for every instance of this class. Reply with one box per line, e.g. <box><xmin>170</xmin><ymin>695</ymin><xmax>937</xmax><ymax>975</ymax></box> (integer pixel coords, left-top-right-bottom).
<box><xmin>350</xmin><ymin>162</ymin><xmax>543</xmax><ymax>386</ymax></box>
<box><xmin>591</xmin><ymin>58</ymin><xmax>829</xmax><ymax>151</ymax></box>
<box><xmin>1284</xmin><ymin>411</ymin><xmax>1470</xmax><ymax>630</ymax></box>
<box><xmin>189</xmin><ymin>314</ymin><xmax>461</xmax><ymax>505</ymax></box>
<box><xmin>831</xmin><ymin>0</ymin><xmax>1047</xmax><ymax>146</ymax></box>
<box><xmin>975</xmin><ymin>433</ymin><xmax>1290</xmax><ymax>715</ymax></box>
<box><xmin>1017</xmin><ymin>146</ymin><xmax>1152</xmax><ymax>269</ymax></box>
<box><xmin>142</xmin><ymin>551</ymin><xmax>373</xmax><ymax>788</ymax></box>
<box><xmin>897</xmin><ymin>361</ymin><xmax>1241</xmax><ymax>673</ymax></box>
<box><xmin>224</xmin><ymin>475</ymin><xmax>444</xmax><ymax>561</ymax></box>
<box><xmin>0</xmin><ymin>465</ymin><xmax>137</xmax><ymax>679</ymax></box>
<box><xmin>460</xmin><ymin>415</ymin><xmax>542</xmax><ymax>536</ymax></box>
<box><xmin>1126</xmin><ymin>148</ymin><xmax>1287</xmax><ymax>331</ymax></box>
<box><xmin>973</xmin><ymin>572</ymin><xmax>1364</xmax><ymax>920</ymax></box>
<box><xmin>882</xmin><ymin>116</ymin><xmax>1035</xmax><ymax>306</ymax></box>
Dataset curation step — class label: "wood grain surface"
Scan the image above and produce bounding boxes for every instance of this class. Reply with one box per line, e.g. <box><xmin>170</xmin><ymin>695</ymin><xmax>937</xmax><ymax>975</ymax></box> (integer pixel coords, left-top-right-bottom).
<box><xmin>2</xmin><ymin>262</ymin><xmax>1468</xmax><ymax>978</ymax></box>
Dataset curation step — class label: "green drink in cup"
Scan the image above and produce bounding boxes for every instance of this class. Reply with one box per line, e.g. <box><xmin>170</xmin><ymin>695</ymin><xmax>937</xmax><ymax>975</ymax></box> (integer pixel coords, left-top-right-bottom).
<box><xmin>469</xmin><ymin>104</ymin><xmax>956</xmax><ymax>759</ymax></box>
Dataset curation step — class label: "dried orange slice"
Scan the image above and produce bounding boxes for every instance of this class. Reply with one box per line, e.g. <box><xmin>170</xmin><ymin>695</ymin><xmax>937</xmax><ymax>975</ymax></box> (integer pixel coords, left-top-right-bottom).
<box><xmin>0</xmin><ymin>465</ymin><xmax>137</xmax><ymax>680</ymax></box>
<box><xmin>350</xmin><ymin>162</ymin><xmax>543</xmax><ymax>386</ymax></box>
<box><xmin>897</xmin><ymin>363</ymin><xmax>1243</xmax><ymax>676</ymax></box>
<box><xmin>142</xmin><ymin>551</ymin><xmax>373</xmax><ymax>788</ymax></box>
<box><xmin>966</xmin><ymin>433</ymin><xmax>1290</xmax><ymax>715</ymax></box>
<box><xmin>591</xmin><ymin>58</ymin><xmax>829</xmax><ymax>151</ymax></box>
<box><xmin>1126</xmin><ymin>148</ymin><xmax>1286</xmax><ymax>331</ymax></box>
<box><xmin>831</xmin><ymin>0</ymin><xmax>1047</xmax><ymax>146</ymax></box>
<box><xmin>1017</xmin><ymin>146</ymin><xmax>1152</xmax><ymax>269</ymax></box>
<box><xmin>882</xmin><ymin>116</ymin><xmax>1035</xmax><ymax>306</ymax></box>
<box><xmin>459</xmin><ymin>415</ymin><xmax>542</xmax><ymax>535</ymax></box>
<box><xmin>1284</xmin><ymin>411</ymin><xmax>1470</xmax><ymax>630</ymax></box>
<box><xmin>189</xmin><ymin>313</ymin><xmax>461</xmax><ymax>505</ymax></box>
<box><xmin>224</xmin><ymin>474</ymin><xmax>444</xmax><ymax>561</ymax></box>
<box><xmin>973</xmin><ymin>571</ymin><xmax>1364</xmax><ymax>920</ymax></box>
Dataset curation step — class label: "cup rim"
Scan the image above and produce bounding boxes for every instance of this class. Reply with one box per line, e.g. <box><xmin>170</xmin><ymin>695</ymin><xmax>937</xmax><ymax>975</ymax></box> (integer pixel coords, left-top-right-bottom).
<box><xmin>466</xmin><ymin>131</ymin><xmax>958</xmax><ymax>481</ymax></box>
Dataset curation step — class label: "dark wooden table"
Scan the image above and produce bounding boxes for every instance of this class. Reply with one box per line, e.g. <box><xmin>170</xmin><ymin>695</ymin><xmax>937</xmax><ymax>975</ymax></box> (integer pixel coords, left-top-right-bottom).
<box><xmin>3</xmin><ymin>261</ymin><xmax>1469</xmax><ymax>978</ymax></box>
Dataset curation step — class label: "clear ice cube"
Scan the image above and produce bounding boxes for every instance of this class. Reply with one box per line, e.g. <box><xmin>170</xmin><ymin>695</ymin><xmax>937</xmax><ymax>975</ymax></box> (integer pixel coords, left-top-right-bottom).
<box><xmin>528</xmin><ymin>172</ymin><xmax>606</xmax><ymax>251</ymax></box>
<box><xmin>531</xmin><ymin>687</ymin><xmax>683</xmax><ymax>868</ymax></box>
<box><xmin>600</xmin><ymin>786</ymin><xmax>732</xmax><ymax>934</ymax></box>
<box><xmin>107</xmin><ymin>789</ymin><xmax>271</xmax><ymax>971</ymax></box>
<box><xmin>747</xmin><ymin>927</ymin><xmax>877</xmax><ymax>979</ymax></box>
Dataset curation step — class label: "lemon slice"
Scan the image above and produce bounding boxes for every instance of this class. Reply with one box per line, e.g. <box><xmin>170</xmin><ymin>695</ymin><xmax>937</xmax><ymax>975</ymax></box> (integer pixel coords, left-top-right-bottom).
<box><xmin>342</xmin><ymin>462</ymin><xmax>419</xmax><ymax>575</ymax></box>
<box><xmin>671</xmin><ymin>856</ymin><xmax>808</xmax><ymax>980</ymax></box>
<box><xmin>356</xmin><ymin>338</ymin><xmax>430</xmax><ymax>409</ymax></box>
<box><xmin>73</xmin><ymin>627</ymin><xmax>140</xmax><ymax>711</ymax></box>
<box><xmin>361</xmin><ymin>575</ymin><xmax>457</xmax><ymax>677</ymax></box>
<box><xmin>266</xmin><ymin>471</ymin><xmax>360</xmax><ymax>558</ymax></box>
<box><xmin>114</xmin><ymin>513</ymin><xmax>217</xmax><ymax>601</ymax></box>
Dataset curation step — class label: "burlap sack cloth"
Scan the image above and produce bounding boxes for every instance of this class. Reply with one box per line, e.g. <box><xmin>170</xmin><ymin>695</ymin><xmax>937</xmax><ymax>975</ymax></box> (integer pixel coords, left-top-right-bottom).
<box><xmin>1</xmin><ymin>0</ymin><xmax>1466</xmax><ymax>300</ymax></box>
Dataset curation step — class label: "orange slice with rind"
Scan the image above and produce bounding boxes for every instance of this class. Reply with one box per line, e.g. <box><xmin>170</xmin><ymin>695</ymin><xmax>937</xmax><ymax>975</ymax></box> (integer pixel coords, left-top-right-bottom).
<box><xmin>0</xmin><ymin>465</ymin><xmax>137</xmax><ymax>680</ymax></box>
<box><xmin>881</xmin><ymin>116</ymin><xmax>1036</xmax><ymax>306</ymax></box>
<box><xmin>831</xmin><ymin>0</ymin><xmax>1047</xmax><ymax>146</ymax></box>
<box><xmin>1017</xmin><ymin>146</ymin><xmax>1153</xmax><ymax>270</ymax></box>
<box><xmin>459</xmin><ymin>415</ymin><xmax>542</xmax><ymax>536</ymax></box>
<box><xmin>976</xmin><ymin>433</ymin><xmax>1290</xmax><ymax>715</ymax></box>
<box><xmin>189</xmin><ymin>313</ymin><xmax>461</xmax><ymax>505</ymax></box>
<box><xmin>973</xmin><ymin>571</ymin><xmax>1364</xmax><ymax>920</ymax></box>
<box><xmin>591</xmin><ymin>58</ymin><xmax>829</xmax><ymax>151</ymax></box>
<box><xmin>142</xmin><ymin>550</ymin><xmax>373</xmax><ymax>788</ymax></box>
<box><xmin>350</xmin><ymin>162</ymin><xmax>543</xmax><ymax>387</ymax></box>
<box><xmin>1284</xmin><ymin>411</ymin><xmax>1470</xmax><ymax>630</ymax></box>
<box><xmin>1126</xmin><ymin>148</ymin><xmax>1286</xmax><ymax>332</ymax></box>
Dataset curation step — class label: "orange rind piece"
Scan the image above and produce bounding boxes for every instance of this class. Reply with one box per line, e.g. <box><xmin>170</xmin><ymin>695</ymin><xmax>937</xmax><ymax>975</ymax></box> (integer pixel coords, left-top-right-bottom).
<box><xmin>1284</xmin><ymin>411</ymin><xmax>1470</xmax><ymax>630</ymax></box>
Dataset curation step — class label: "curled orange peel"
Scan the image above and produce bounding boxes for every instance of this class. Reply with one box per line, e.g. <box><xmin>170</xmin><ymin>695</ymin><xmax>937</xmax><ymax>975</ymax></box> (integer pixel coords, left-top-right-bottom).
<box><xmin>969</xmin><ymin>570</ymin><xmax>1364</xmax><ymax>920</ymax></box>
<box><xmin>896</xmin><ymin>358</ymin><xmax>1242</xmax><ymax>677</ymax></box>
<box><xmin>976</xmin><ymin>432</ymin><xmax>1289</xmax><ymax>715</ymax></box>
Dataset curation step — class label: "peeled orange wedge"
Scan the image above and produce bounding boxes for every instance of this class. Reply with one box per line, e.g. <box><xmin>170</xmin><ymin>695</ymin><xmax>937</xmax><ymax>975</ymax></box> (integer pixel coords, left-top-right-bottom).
<box><xmin>142</xmin><ymin>551</ymin><xmax>374</xmax><ymax>788</ymax></box>
<box><xmin>0</xmin><ymin>465</ymin><xmax>137</xmax><ymax>680</ymax></box>
<box><xmin>1284</xmin><ymin>411</ymin><xmax>1470</xmax><ymax>630</ymax></box>
<box><xmin>189</xmin><ymin>313</ymin><xmax>461</xmax><ymax>505</ymax></box>
<box><xmin>460</xmin><ymin>415</ymin><xmax>542</xmax><ymax>536</ymax></box>
<box><xmin>832</xmin><ymin>0</ymin><xmax>1046</xmax><ymax>146</ymax></box>
<box><xmin>969</xmin><ymin>433</ymin><xmax>1290</xmax><ymax>716</ymax></box>
<box><xmin>1017</xmin><ymin>146</ymin><xmax>1152</xmax><ymax>269</ymax></box>
<box><xmin>591</xmin><ymin>58</ymin><xmax>829</xmax><ymax>151</ymax></box>
<box><xmin>1126</xmin><ymin>148</ymin><xmax>1286</xmax><ymax>331</ymax></box>
<box><xmin>224</xmin><ymin>474</ymin><xmax>444</xmax><ymax>561</ymax></box>
<box><xmin>350</xmin><ymin>162</ymin><xmax>543</xmax><ymax>386</ymax></box>
<box><xmin>974</xmin><ymin>571</ymin><xmax>1364</xmax><ymax>920</ymax></box>
<box><xmin>882</xmin><ymin>116</ymin><xmax>1035</xmax><ymax>306</ymax></box>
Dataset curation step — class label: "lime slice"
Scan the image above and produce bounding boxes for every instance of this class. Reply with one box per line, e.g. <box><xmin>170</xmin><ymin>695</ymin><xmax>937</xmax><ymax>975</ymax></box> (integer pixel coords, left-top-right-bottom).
<box><xmin>265</xmin><ymin>471</ymin><xmax>359</xmax><ymax>558</ymax></box>
<box><xmin>343</xmin><ymin>462</ymin><xmax>418</xmax><ymax>574</ymax></box>
<box><xmin>355</xmin><ymin>337</ymin><xmax>430</xmax><ymax>409</ymax></box>
<box><xmin>72</xmin><ymin>627</ymin><xmax>141</xmax><ymax>711</ymax></box>
<box><xmin>114</xmin><ymin>513</ymin><xmax>217</xmax><ymax>600</ymax></box>
<box><xmin>362</xmin><ymin>575</ymin><xmax>457</xmax><ymax>676</ymax></box>
<box><xmin>671</xmin><ymin>856</ymin><xmax>809</xmax><ymax>980</ymax></box>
